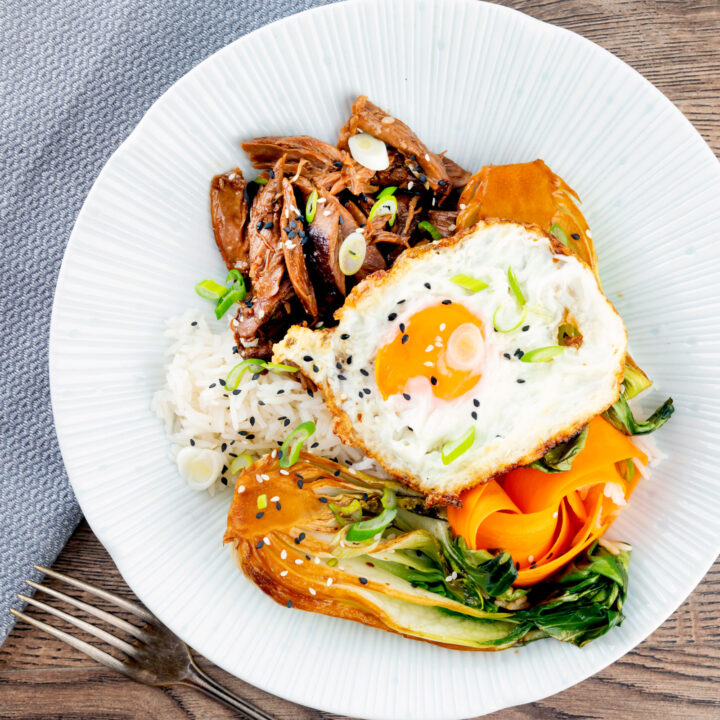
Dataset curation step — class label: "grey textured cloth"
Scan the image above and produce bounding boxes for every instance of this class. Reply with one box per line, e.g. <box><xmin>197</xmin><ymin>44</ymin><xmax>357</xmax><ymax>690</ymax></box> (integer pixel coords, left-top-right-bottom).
<box><xmin>0</xmin><ymin>0</ymin><xmax>333</xmax><ymax>644</ymax></box>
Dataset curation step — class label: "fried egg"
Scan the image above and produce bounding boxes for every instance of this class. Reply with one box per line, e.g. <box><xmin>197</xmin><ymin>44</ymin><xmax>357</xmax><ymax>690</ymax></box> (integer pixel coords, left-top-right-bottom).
<box><xmin>273</xmin><ymin>220</ymin><xmax>627</xmax><ymax>504</ymax></box>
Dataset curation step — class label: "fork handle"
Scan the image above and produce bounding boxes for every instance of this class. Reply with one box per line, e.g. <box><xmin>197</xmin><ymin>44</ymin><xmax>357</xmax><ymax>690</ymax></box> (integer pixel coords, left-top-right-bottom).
<box><xmin>182</xmin><ymin>658</ymin><xmax>277</xmax><ymax>720</ymax></box>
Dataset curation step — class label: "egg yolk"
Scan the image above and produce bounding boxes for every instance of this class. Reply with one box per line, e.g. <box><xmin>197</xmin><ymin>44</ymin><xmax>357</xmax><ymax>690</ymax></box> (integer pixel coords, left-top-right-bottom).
<box><xmin>375</xmin><ymin>302</ymin><xmax>484</xmax><ymax>401</ymax></box>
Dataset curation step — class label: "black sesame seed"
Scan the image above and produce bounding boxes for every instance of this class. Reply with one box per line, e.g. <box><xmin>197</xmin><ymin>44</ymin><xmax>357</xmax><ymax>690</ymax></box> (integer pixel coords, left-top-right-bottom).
<box><xmin>256</xmin><ymin>540</ymin><xmax>265</xmax><ymax>549</ymax></box>
<box><xmin>441</xmin><ymin>299</ymin><xmax>452</xmax><ymax>305</ymax></box>
<box><xmin>338</xmin><ymin>216</ymin><xmax>344</xmax><ymax>225</ymax></box>
<box><xmin>251</xmin><ymin>373</ymin><xmax>260</xmax><ymax>381</ymax></box>
<box><xmin>276</xmin><ymin>501</ymin><xmax>281</xmax><ymax>510</ymax></box>
<box><xmin>360</xmin><ymin>368</ymin><xmax>369</xmax><ymax>376</ymax></box>
<box><xmin>219</xmin><ymin>378</ymin><xmax>226</xmax><ymax>386</ymax></box>
<box><xmin>297</xmin><ymin>479</ymin><xmax>304</xmax><ymax>488</ymax></box>
<box><xmin>336</xmin><ymin>362</ymin><xmax>342</xmax><ymax>370</ymax></box>
<box><xmin>430</xmin><ymin>376</ymin><xmax>437</xmax><ymax>386</ymax></box>
<box><xmin>221</xmin><ymin>443</ymin><xmax>227</xmax><ymax>452</ymax></box>
<box><xmin>263</xmin><ymin>221</ymin><xmax>274</xmax><ymax>230</ymax></box>
<box><xmin>530</xmin><ymin>563</ymin><xmax>537</xmax><ymax>569</ymax></box>
<box><xmin>359</xmin><ymin>577</ymin><xmax>368</xmax><ymax>585</ymax></box>
<box><xmin>333</xmin><ymin>469</ymin><xmax>341</xmax><ymax>477</ymax></box>
<box><xmin>300</xmin><ymin>236</ymin><xmax>308</xmax><ymax>245</ymax></box>
<box><xmin>438</xmin><ymin>179</ymin><xmax>448</xmax><ymax>187</ymax></box>
<box><xmin>268</xmin><ymin>169</ymin><xmax>275</xmax><ymax>178</ymax></box>
<box><xmin>286</xmin><ymin>230</ymin><xmax>296</xmax><ymax>239</ymax></box>
<box><xmin>287</xmin><ymin>600</ymin><xmax>293</xmax><ymax>608</ymax></box>
<box><xmin>232</xmin><ymin>346</ymin><xmax>238</xmax><ymax>354</ymax></box>
<box><xmin>397</xmin><ymin>299</ymin><xmax>406</xmax><ymax>304</ymax></box>
<box><xmin>388</xmin><ymin>312</ymin><xmax>397</xmax><ymax>321</ymax></box>
<box><xmin>299</xmin><ymin>532</ymin><xmax>306</xmax><ymax>541</ymax></box>
<box><xmin>246</xmin><ymin>434</ymin><xmax>255</xmax><ymax>439</ymax></box>
<box><xmin>221</xmin><ymin>477</ymin><xmax>228</xmax><ymax>485</ymax></box>
<box><xmin>424</xmin><ymin>282</ymin><xmax>431</xmax><ymax>289</ymax></box>
<box><xmin>363</xmin><ymin>388</ymin><xmax>371</xmax><ymax>395</ymax></box>
<box><xmin>340</xmin><ymin>333</ymin><xmax>350</xmax><ymax>340</ymax></box>
<box><xmin>313</xmin><ymin>364</ymin><xmax>319</xmax><ymax>373</ymax></box>
<box><xmin>258</xmin><ymin>400</ymin><xmax>265</xmax><ymax>406</ymax></box>
<box><xmin>402</xmin><ymin>393</ymin><xmax>411</xmax><ymax>401</ymax></box>
<box><xmin>571</xmin><ymin>233</ymin><xmax>580</xmax><ymax>240</ymax></box>
<box><xmin>283</xmin><ymin>418</ymin><xmax>290</xmax><ymax>427</ymax></box>
<box><xmin>245</xmin><ymin>299</ymin><xmax>253</xmax><ymax>307</ymax></box>
<box><xmin>190</xmin><ymin>438</ymin><xmax>195</xmax><ymax>446</ymax></box>
<box><xmin>473</xmin><ymin>399</ymin><xmax>480</xmax><ymax>407</ymax></box>
<box><xmin>307</xmin><ymin>389</ymin><xmax>314</xmax><ymax>397</ymax></box>
<box><xmin>310</xmin><ymin>441</ymin><xmax>319</xmax><ymax>448</ymax></box>
<box><xmin>319</xmin><ymin>497</ymin><xmax>328</xmax><ymax>503</ymax></box>
<box><xmin>522</xmin><ymin>325</ymin><xmax>530</xmax><ymax>332</ymax></box>
<box><xmin>250</xmin><ymin>417</ymin><xmax>256</xmax><ymax>426</ymax></box>
<box><xmin>256</xmin><ymin>511</ymin><xmax>264</xmax><ymax>519</ymax></box>
<box><xmin>359</xmin><ymin>391</ymin><xmax>364</xmax><ymax>399</ymax></box>
<box><xmin>305</xmin><ymin>554</ymin><xmax>311</xmax><ymax>561</ymax></box>
<box><xmin>303</xmin><ymin>355</ymin><xmax>313</xmax><ymax>362</ymax></box>
<box><xmin>399</xmin><ymin>323</ymin><xmax>406</xmax><ymax>332</ymax></box>
<box><xmin>239</xmin><ymin>431</ymin><xmax>248</xmax><ymax>437</ymax></box>
<box><xmin>401</xmin><ymin>334</ymin><xmax>409</xmax><ymax>344</ymax></box>
<box><xmin>346</xmin><ymin>356</ymin><xmax>352</xmax><ymax>364</ymax></box>
<box><xmin>338</xmin><ymin>374</ymin><xmax>347</xmax><ymax>381</ymax></box>
<box><xmin>222</xmin><ymin>464</ymin><xmax>228</xmax><ymax>473</ymax></box>
<box><xmin>332</xmin><ymin>160</ymin><xmax>343</xmax><ymax>169</ymax></box>
<box><xmin>503</xmin><ymin>353</ymin><xmax>511</xmax><ymax>360</ymax></box>
<box><xmin>514</xmin><ymin>349</ymin><xmax>524</xmax><ymax>359</ymax></box>
<box><xmin>191</xmin><ymin>321</ymin><xmax>198</xmax><ymax>327</ymax></box>
<box><xmin>294</xmin><ymin>536</ymin><xmax>301</xmax><ymax>544</ymax></box>
<box><xmin>232</xmin><ymin>389</ymin><xmax>240</xmax><ymax>395</ymax></box>
<box><xmin>418</xmin><ymin>173</ymin><xmax>427</xmax><ymax>183</ymax></box>
<box><xmin>407</xmin><ymin>426</ymin><xmax>414</xmax><ymax>432</ymax></box>
<box><xmin>517</xmin><ymin>379</ymin><xmax>526</xmax><ymax>384</ymax></box>
<box><xmin>209</xmin><ymin>383</ymin><xmax>216</xmax><ymax>388</ymax></box>
<box><xmin>471</xmin><ymin>411</ymin><xmax>478</xmax><ymax>420</ymax></box>
<box><xmin>256</xmin><ymin>221</ymin><xmax>263</xmax><ymax>231</ymax></box>
<box><xmin>290</xmin><ymin>220</ymin><xmax>297</xmax><ymax>229</ymax></box>
<box><xmin>277</xmin><ymin>389</ymin><xmax>285</xmax><ymax>395</ymax></box>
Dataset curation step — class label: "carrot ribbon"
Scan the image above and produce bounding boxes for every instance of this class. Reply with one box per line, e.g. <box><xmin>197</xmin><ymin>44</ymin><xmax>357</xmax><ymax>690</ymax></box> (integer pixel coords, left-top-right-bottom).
<box><xmin>448</xmin><ymin>418</ymin><xmax>646</xmax><ymax>586</ymax></box>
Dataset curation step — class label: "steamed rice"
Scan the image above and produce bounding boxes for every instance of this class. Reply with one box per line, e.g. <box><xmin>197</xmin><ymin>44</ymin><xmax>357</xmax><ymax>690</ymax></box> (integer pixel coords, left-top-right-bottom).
<box><xmin>152</xmin><ymin>310</ymin><xmax>381</xmax><ymax>493</ymax></box>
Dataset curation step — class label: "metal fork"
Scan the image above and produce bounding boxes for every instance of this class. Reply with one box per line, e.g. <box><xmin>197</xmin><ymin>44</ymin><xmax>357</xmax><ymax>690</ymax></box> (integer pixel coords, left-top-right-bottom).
<box><xmin>10</xmin><ymin>565</ymin><xmax>275</xmax><ymax>720</ymax></box>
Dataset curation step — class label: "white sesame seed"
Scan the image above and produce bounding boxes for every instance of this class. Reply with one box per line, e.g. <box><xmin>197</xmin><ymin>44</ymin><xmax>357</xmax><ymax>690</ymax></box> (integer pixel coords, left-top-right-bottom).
<box><xmin>271</xmin><ymin>449</ymin><xmax>277</xmax><ymax>458</ymax></box>
<box><xmin>424</xmin><ymin>153</ymin><xmax>430</xmax><ymax>161</ymax></box>
<box><xmin>279</xmin><ymin>469</ymin><xmax>289</xmax><ymax>475</ymax></box>
<box><xmin>262</xmin><ymin>474</ymin><xmax>270</xmax><ymax>481</ymax></box>
<box><xmin>431</xmin><ymin>197</ymin><xmax>436</xmax><ymax>206</ymax></box>
<box><xmin>449</xmin><ymin>223</ymin><xmax>456</xmax><ymax>231</ymax></box>
<box><xmin>323</xmin><ymin>209</ymin><xmax>332</xmax><ymax>216</ymax></box>
<box><xmin>281</xmin><ymin>549</ymin><xmax>287</xmax><ymax>560</ymax></box>
<box><xmin>424</xmin><ymin>361</ymin><xmax>434</xmax><ymax>367</ymax></box>
<box><xmin>552</xmin><ymin>511</ymin><xmax>558</xmax><ymax>519</ymax></box>
<box><xmin>439</xmin><ymin>323</ymin><xmax>446</xmax><ymax>331</ymax></box>
<box><xmin>280</xmin><ymin>570</ymin><xmax>288</xmax><ymax>576</ymax></box>
<box><xmin>309</xmin><ymin>587</ymin><xmax>317</xmax><ymax>595</ymax></box>
<box><xmin>425</xmin><ymin>345</ymin><xmax>434</xmax><ymax>352</ymax></box>
<box><xmin>586</xmin><ymin>229</ymin><xmax>593</xmax><ymax>239</ymax></box>
<box><xmin>528</xmin><ymin>555</ymin><xmax>534</xmax><ymax>563</ymax></box>
<box><xmin>317</xmin><ymin>197</ymin><xmax>326</xmax><ymax>204</ymax></box>
<box><xmin>237</xmin><ymin>485</ymin><xmax>245</xmax><ymax>494</ymax></box>
<box><xmin>255</xmin><ymin>474</ymin><xmax>263</xmax><ymax>483</ymax></box>
<box><xmin>407</xmin><ymin>181</ymin><xmax>414</xmax><ymax>190</ymax></box>
<box><xmin>270</xmin><ymin>495</ymin><xmax>279</xmax><ymax>502</ymax></box>
<box><xmin>263</xmin><ymin>536</ymin><xmax>270</xmax><ymax>545</ymax></box>
<box><xmin>381</xmin><ymin>116</ymin><xmax>395</xmax><ymax>124</ymax></box>
<box><xmin>326</xmin><ymin>578</ymin><xmax>333</xmax><ymax>586</ymax></box>
<box><xmin>295</xmin><ymin>559</ymin><xmax>303</xmax><ymax>565</ymax></box>
<box><xmin>228</xmin><ymin>172</ymin><xmax>236</xmax><ymax>181</ymax></box>
<box><xmin>314</xmin><ymin>556</ymin><xmax>321</xmax><ymax>564</ymax></box>
<box><xmin>459</xmin><ymin>203</ymin><xmax>466</xmax><ymax>210</ymax></box>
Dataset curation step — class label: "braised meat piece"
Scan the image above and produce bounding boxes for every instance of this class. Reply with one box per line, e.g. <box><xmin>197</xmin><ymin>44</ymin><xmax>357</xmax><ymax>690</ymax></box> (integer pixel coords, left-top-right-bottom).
<box><xmin>210</xmin><ymin>169</ymin><xmax>249</xmax><ymax>270</ymax></box>
<box><xmin>242</xmin><ymin>135</ymin><xmax>375</xmax><ymax>196</ymax></box>
<box><xmin>441</xmin><ymin>155</ymin><xmax>471</xmax><ymax>190</ymax></box>
<box><xmin>346</xmin><ymin>96</ymin><xmax>450</xmax><ymax>196</ymax></box>
<box><xmin>426</xmin><ymin>209</ymin><xmax>458</xmax><ymax>237</ymax></box>
<box><xmin>280</xmin><ymin>179</ymin><xmax>317</xmax><ymax>317</ymax></box>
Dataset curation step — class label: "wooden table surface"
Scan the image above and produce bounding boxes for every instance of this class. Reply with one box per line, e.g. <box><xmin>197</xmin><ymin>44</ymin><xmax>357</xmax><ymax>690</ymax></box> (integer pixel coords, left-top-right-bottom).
<box><xmin>2</xmin><ymin>1</ymin><xmax>719</xmax><ymax>718</ymax></box>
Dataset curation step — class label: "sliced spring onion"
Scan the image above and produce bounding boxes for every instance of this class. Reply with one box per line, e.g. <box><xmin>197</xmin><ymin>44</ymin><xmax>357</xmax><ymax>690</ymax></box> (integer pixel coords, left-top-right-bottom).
<box><xmin>305</xmin><ymin>189</ymin><xmax>318</xmax><ymax>223</ymax></box>
<box><xmin>176</xmin><ymin>447</ymin><xmax>222</xmax><ymax>491</ymax></box>
<box><xmin>345</xmin><ymin>507</ymin><xmax>398</xmax><ymax>542</ymax></box>
<box><xmin>347</xmin><ymin>132</ymin><xmax>390</xmax><ymax>171</ymax></box>
<box><xmin>253</xmin><ymin>176</ymin><xmax>269</xmax><ymax>185</ymax></box>
<box><xmin>376</xmin><ymin>185</ymin><xmax>397</xmax><ymax>201</ymax></box>
<box><xmin>195</xmin><ymin>279</ymin><xmax>227</xmax><ymax>300</ymax></box>
<box><xmin>257</xmin><ymin>494</ymin><xmax>267</xmax><ymax>510</ymax></box>
<box><xmin>381</xmin><ymin>488</ymin><xmax>397</xmax><ymax>510</ymax></box>
<box><xmin>339</xmin><ymin>231</ymin><xmax>367</xmax><ymax>275</ymax></box>
<box><xmin>450</xmin><ymin>274</ymin><xmax>489</xmax><ymax>293</ymax></box>
<box><xmin>520</xmin><ymin>346</ymin><xmax>565</xmax><ymax>363</ymax></box>
<box><xmin>226</xmin><ymin>269</ymin><xmax>244</xmax><ymax>285</ymax></box>
<box><xmin>230</xmin><ymin>453</ymin><xmax>253</xmax><ymax>474</ymax></box>
<box><xmin>549</xmin><ymin>223</ymin><xmax>570</xmax><ymax>247</ymax></box>
<box><xmin>279</xmin><ymin>420</ymin><xmax>316</xmax><ymax>469</ymax></box>
<box><xmin>329</xmin><ymin>498</ymin><xmax>362</xmax><ymax>524</ymax></box>
<box><xmin>441</xmin><ymin>427</ymin><xmax>475</xmax><ymax>465</ymax></box>
<box><xmin>367</xmin><ymin>195</ymin><xmax>398</xmax><ymax>227</ymax></box>
<box><xmin>493</xmin><ymin>304</ymin><xmax>527</xmax><ymax>333</ymax></box>
<box><xmin>225</xmin><ymin>358</ymin><xmax>266</xmax><ymax>390</ymax></box>
<box><xmin>507</xmin><ymin>266</ymin><xmax>526</xmax><ymax>307</ymax></box>
<box><xmin>417</xmin><ymin>220</ymin><xmax>442</xmax><ymax>240</ymax></box>
<box><xmin>264</xmin><ymin>361</ymin><xmax>299</xmax><ymax>374</ymax></box>
<box><xmin>215</xmin><ymin>289</ymin><xmax>244</xmax><ymax>319</ymax></box>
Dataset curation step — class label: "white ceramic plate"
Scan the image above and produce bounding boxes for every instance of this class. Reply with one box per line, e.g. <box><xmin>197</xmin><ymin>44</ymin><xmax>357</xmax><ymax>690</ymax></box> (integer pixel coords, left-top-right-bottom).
<box><xmin>50</xmin><ymin>1</ymin><xmax>720</xmax><ymax>717</ymax></box>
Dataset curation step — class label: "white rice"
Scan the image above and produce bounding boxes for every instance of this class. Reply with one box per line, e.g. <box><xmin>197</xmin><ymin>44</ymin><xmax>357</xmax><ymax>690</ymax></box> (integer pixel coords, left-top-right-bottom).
<box><xmin>151</xmin><ymin>309</ymin><xmax>380</xmax><ymax>493</ymax></box>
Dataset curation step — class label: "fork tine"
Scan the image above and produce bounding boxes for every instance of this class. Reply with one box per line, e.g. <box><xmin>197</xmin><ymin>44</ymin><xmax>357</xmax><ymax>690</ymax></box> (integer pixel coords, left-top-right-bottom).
<box><xmin>10</xmin><ymin>608</ymin><xmax>140</xmax><ymax>680</ymax></box>
<box><xmin>35</xmin><ymin>565</ymin><xmax>154</xmax><ymax>622</ymax></box>
<box><xmin>18</xmin><ymin>593</ymin><xmax>140</xmax><ymax>658</ymax></box>
<box><xmin>26</xmin><ymin>580</ymin><xmax>150</xmax><ymax>641</ymax></box>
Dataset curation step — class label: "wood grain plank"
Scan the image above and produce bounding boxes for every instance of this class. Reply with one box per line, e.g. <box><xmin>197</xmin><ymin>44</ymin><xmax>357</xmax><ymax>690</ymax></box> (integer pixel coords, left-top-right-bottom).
<box><xmin>2</xmin><ymin>1</ymin><xmax>719</xmax><ymax>718</ymax></box>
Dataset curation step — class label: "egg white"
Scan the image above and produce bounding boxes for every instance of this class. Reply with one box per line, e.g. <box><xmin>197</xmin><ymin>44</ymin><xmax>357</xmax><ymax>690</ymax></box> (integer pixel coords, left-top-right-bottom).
<box><xmin>274</xmin><ymin>220</ymin><xmax>627</xmax><ymax>503</ymax></box>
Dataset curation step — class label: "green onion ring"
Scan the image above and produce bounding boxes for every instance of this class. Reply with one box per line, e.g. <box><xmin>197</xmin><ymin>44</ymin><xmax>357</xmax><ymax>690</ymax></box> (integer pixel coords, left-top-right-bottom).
<box><xmin>215</xmin><ymin>288</ymin><xmax>244</xmax><ymax>319</ymax></box>
<box><xmin>345</xmin><ymin>506</ymin><xmax>398</xmax><ymax>542</ymax></box>
<box><xmin>450</xmin><ymin>274</ymin><xmax>489</xmax><ymax>293</ymax></box>
<box><xmin>305</xmin><ymin>189</ymin><xmax>318</xmax><ymax>223</ymax></box>
<box><xmin>230</xmin><ymin>454</ymin><xmax>253</xmax><ymax>474</ymax></box>
<box><xmin>195</xmin><ymin>279</ymin><xmax>227</xmax><ymax>300</ymax></box>
<box><xmin>417</xmin><ymin>220</ymin><xmax>442</xmax><ymax>240</ymax></box>
<box><xmin>279</xmin><ymin>420</ymin><xmax>316</xmax><ymax>469</ymax></box>
<box><xmin>507</xmin><ymin>266</ymin><xmax>526</xmax><ymax>307</ymax></box>
<box><xmin>492</xmin><ymin>304</ymin><xmax>527</xmax><ymax>333</ymax></box>
<box><xmin>376</xmin><ymin>186</ymin><xmax>397</xmax><ymax>200</ymax></box>
<box><xmin>441</xmin><ymin>426</ymin><xmax>475</xmax><ymax>465</ymax></box>
<box><xmin>368</xmin><ymin>195</ymin><xmax>398</xmax><ymax>227</ymax></box>
<box><xmin>264</xmin><ymin>361</ymin><xmax>299</xmax><ymax>374</ymax></box>
<box><xmin>225</xmin><ymin>358</ymin><xmax>266</xmax><ymax>390</ymax></box>
<box><xmin>381</xmin><ymin>488</ymin><xmax>397</xmax><ymax>510</ymax></box>
<box><xmin>520</xmin><ymin>346</ymin><xmax>565</xmax><ymax>363</ymax></box>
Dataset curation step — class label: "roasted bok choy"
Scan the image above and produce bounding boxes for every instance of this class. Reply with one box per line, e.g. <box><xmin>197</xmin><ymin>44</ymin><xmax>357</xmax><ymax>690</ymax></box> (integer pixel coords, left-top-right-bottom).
<box><xmin>224</xmin><ymin>453</ymin><xmax>631</xmax><ymax>650</ymax></box>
